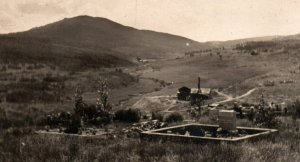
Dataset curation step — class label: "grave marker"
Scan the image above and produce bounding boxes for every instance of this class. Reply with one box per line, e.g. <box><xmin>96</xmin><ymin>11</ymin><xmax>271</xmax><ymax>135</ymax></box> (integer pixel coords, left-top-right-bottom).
<box><xmin>218</xmin><ymin>110</ymin><xmax>236</xmax><ymax>130</ymax></box>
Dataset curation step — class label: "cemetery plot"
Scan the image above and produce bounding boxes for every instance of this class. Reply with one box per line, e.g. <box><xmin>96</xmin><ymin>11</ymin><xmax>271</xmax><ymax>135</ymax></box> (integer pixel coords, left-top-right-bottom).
<box><xmin>141</xmin><ymin>123</ymin><xmax>278</xmax><ymax>143</ymax></box>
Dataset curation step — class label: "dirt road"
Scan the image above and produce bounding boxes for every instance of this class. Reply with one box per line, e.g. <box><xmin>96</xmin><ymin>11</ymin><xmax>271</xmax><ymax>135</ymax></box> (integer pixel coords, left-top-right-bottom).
<box><xmin>214</xmin><ymin>88</ymin><xmax>257</xmax><ymax>104</ymax></box>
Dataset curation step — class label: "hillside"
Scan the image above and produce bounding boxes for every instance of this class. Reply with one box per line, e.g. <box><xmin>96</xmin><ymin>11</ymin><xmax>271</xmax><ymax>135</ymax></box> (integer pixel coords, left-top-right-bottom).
<box><xmin>20</xmin><ymin>16</ymin><xmax>207</xmax><ymax>57</ymax></box>
<box><xmin>210</xmin><ymin>33</ymin><xmax>300</xmax><ymax>48</ymax></box>
<box><xmin>0</xmin><ymin>15</ymin><xmax>209</xmax><ymax>70</ymax></box>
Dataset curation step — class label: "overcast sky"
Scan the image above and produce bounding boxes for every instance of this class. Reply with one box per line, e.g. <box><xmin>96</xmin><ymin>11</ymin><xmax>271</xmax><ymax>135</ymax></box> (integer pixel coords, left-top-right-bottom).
<box><xmin>1</xmin><ymin>0</ymin><xmax>300</xmax><ymax>42</ymax></box>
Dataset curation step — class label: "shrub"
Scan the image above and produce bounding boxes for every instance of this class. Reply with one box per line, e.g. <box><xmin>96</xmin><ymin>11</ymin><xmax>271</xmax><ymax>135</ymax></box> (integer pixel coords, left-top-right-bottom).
<box><xmin>114</xmin><ymin>109</ymin><xmax>141</xmax><ymax>123</ymax></box>
<box><xmin>294</xmin><ymin>100</ymin><xmax>300</xmax><ymax>117</ymax></box>
<box><xmin>151</xmin><ymin>112</ymin><xmax>164</xmax><ymax>121</ymax></box>
<box><xmin>164</xmin><ymin>112</ymin><xmax>183</xmax><ymax>123</ymax></box>
<box><xmin>64</xmin><ymin>114</ymin><xmax>82</xmax><ymax>134</ymax></box>
<box><xmin>288</xmin><ymin>100</ymin><xmax>300</xmax><ymax>119</ymax></box>
<box><xmin>254</xmin><ymin>108</ymin><xmax>280</xmax><ymax>128</ymax></box>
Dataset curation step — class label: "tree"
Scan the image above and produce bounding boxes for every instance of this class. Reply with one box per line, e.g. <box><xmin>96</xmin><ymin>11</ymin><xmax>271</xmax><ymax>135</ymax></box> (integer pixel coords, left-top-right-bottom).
<box><xmin>74</xmin><ymin>85</ymin><xmax>86</xmax><ymax>116</ymax></box>
<box><xmin>192</xmin><ymin>97</ymin><xmax>204</xmax><ymax>120</ymax></box>
<box><xmin>74</xmin><ymin>79</ymin><xmax>113</xmax><ymax>125</ymax></box>
<box><xmin>95</xmin><ymin>78</ymin><xmax>113</xmax><ymax>124</ymax></box>
<box><xmin>96</xmin><ymin>78</ymin><xmax>112</xmax><ymax>113</ymax></box>
<box><xmin>44</xmin><ymin>78</ymin><xmax>114</xmax><ymax>134</ymax></box>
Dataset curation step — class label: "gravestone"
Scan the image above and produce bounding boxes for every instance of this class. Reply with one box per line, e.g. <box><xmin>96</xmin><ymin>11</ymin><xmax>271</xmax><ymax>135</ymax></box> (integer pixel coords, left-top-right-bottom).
<box><xmin>218</xmin><ymin>110</ymin><xmax>236</xmax><ymax>130</ymax></box>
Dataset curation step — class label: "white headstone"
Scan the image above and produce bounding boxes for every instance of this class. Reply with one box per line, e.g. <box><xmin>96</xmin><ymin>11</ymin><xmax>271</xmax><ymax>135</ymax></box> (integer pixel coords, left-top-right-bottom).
<box><xmin>218</xmin><ymin>110</ymin><xmax>237</xmax><ymax>130</ymax></box>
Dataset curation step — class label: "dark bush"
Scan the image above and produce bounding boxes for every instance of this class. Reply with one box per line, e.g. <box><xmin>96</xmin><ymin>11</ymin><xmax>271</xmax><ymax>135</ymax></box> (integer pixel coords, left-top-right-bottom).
<box><xmin>45</xmin><ymin>111</ymin><xmax>72</xmax><ymax>128</ymax></box>
<box><xmin>188</xmin><ymin>126</ymin><xmax>205</xmax><ymax>136</ymax></box>
<box><xmin>164</xmin><ymin>112</ymin><xmax>183</xmax><ymax>123</ymax></box>
<box><xmin>64</xmin><ymin>114</ymin><xmax>82</xmax><ymax>134</ymax></box>
<box><xmin>82</xmin><ymin>104</ymin><xmax>98</xmax><ymax>120</ymax></box>
<box><xmin>289</xmin><ymin>100</ymin><xmax>300</xmax><ymax>118</ymax></box>
<box><xmin>241</xmin><ymin>102</ymin><xmax>253</xmax><ymax>107</ymax></box>
<box><xmin>151</xmin><ymin>112</ymin><xmax>164</xmax><ymax>121</ymax></box>
<box><xmin>250</xmin><ymin>51</ymin><xmax>259</xmax><ymax>56</ymax></box>
<box><xmin>233</xmin><ymin>104</ymin><xmax>244</xmax><ymax>118</ymax></box>
<box><xmin>114</xmin><ymin>109</ymin><xmax>141</xmax><ymax>123</ymax></box>
<box><xmin>247</xmin><ymin>109</ymin><xmax>255</xmax><ymax>121</ymax></box>
<box><xmin>254</xmin><ymin>108</ymin><xmax>280</xmax><ymax>128</ymax></box>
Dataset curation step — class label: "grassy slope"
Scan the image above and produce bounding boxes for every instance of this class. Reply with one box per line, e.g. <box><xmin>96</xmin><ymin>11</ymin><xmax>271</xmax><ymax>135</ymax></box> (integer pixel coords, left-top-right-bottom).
<box><xmin>0</xmin><ymin>36</ymin><xmax>134</xmax><ymax>70</ymax></box>
<box><xmin>140</xmin><ymin>41</ymin><xmax>300</xmax><ymax>103</ymax></box>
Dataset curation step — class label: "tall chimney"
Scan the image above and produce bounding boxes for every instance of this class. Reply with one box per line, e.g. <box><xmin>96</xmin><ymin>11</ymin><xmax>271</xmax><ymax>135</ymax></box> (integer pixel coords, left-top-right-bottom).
<box><xmin>198</xmin><ymin>77</ymin><xmax>201</xmax><ymax>93</ymax></box>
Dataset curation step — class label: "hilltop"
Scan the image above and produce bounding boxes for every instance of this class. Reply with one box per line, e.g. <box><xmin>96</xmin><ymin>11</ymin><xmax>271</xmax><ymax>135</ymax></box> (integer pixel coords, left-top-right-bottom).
<box><xmin>0</xmin><ymin>15</ymin><xmax>209</xmax><ymax>69</ymax></box>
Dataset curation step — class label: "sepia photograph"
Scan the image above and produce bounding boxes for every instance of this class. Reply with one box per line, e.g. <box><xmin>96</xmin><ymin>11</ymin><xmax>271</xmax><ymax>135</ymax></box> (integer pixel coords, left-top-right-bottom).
<box><xmin>0</xmin><ymin>0</ymin><xmax>300</xmax><ymax>161</ymax></box>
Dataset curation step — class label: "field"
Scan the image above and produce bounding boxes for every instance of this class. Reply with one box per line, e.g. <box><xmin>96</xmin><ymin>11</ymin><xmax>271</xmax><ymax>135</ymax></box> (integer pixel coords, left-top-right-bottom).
<box><xmin>2</xmin><ymin>16</ymin><xmax>300</xmax><ymax>162</ymax></box>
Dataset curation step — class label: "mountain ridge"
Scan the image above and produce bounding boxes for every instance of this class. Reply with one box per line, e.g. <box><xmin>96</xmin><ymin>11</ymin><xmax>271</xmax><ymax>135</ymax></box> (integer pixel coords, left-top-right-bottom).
<box><xmin>0</xmin><ymin>15</ymin><xmax>209</xmax><ymax>69</ymax></box>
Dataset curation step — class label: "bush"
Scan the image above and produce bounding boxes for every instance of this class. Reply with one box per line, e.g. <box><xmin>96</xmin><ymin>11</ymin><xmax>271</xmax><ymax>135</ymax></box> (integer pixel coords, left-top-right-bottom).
<box><xmin>254</xmin><ymin>108</ymin><xmax>280</xmax><ymax>128</ymax></box>
<box><xmin>164</xmin><ymin>112</ymin><xmax>183</xmax><ymax>123</ymax></box>
<box><xmin>288</xmin><ymin>100</ymin><xmax>300</xmax><ymax>119</ymax></box>
<box><xmin>151</xmin><ymin>112</ymin><xmax>164</xmax><ymax>121</ymax></box>
<box><xmin>64</xmin><ymin>114</ymin><xmax>82</xmax><ymax>134</ymax></box>
<box><xmin>114</xmin><ymin>109</ymin><xmax>141</xmax><ymax>123</ymax></box>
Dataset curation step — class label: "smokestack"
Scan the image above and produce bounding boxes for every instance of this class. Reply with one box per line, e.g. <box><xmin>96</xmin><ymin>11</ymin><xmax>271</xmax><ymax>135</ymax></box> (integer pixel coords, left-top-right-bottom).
<box><xmin>198</xmin><ymin>77</ymin><xmax>201</xmax><ymax>93</ymax></box>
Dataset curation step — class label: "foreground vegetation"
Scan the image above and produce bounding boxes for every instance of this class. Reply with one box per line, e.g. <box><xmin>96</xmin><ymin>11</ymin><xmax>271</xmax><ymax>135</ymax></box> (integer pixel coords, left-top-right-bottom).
<box><xmin>0</xmin><ymin>116</ymin><xmax>299</xmax><ymax>162</ymax></box>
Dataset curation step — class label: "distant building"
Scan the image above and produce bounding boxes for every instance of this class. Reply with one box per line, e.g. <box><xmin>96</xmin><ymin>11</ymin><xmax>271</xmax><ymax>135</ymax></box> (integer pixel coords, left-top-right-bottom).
<box><xmin>177</xmin><ymin>77</ymin><xmax>212</xmax><ymax>103</ymax></box>
<box><xmin>190</xmin><ymin>88</ymin><xmax>212</xmax><ymax>99</ymax></box>
<box><xmin>177</xmin><ymin>86</ymin><xmax>191</xmax><ymax>101</ymax></box>
<box><xmin>190</xmin><ymin>88</ymin><xmax>212</xmax><ymax>105</ymax></box>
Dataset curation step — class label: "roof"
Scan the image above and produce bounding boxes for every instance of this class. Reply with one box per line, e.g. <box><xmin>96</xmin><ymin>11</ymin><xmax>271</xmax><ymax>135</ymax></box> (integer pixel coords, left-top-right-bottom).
<box><xmin>209</xmin><ymin>103</ymin><xmax>219</xmax><ymax>107</ymax></box>
<box><xmin>191</xmin><ymin>88</ymin><xmax>211</xmax><ymax>95</ymax></box>
<box><xmin>178</xmin><ymin>86</ymin><xmax>191</xmax><ymax>93</ymax></box>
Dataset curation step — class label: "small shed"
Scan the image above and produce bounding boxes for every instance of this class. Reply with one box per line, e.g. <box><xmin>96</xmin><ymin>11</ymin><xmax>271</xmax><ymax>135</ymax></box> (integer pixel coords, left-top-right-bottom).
<box><xmin>177</xmin><ymin>86</ymin><xmax>191</xmax><ymax>101</ymax></box>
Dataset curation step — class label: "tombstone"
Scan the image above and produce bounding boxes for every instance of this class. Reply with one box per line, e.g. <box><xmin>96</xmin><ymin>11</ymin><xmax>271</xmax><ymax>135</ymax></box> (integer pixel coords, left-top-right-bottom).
<box><xmin>218</xmin><ymin>110</ymin><xmax>237</xmax><ymax>130</ymax></box>
<box><xmin>209</xmin><ymin>108</ymin><xmax>219</xmax><ymax>121</ymax></box>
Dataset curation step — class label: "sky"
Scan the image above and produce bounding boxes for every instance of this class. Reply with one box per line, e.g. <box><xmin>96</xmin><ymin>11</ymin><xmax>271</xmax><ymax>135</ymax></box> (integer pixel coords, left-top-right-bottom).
<box><xmin>1</xmin><ymin>0</ymin><xmax>300</xmax><ymax>42</ymax></box>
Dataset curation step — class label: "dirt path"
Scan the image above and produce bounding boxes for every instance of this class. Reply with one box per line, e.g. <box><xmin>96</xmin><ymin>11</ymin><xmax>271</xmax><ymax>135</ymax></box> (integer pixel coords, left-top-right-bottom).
<box><xmin>162</xmin><ymin>107</ymin><xmax>190</xmax><ymax>113</ymax></box>
<box><xmin>215</xmin><ymin>90</ymin><xmax>233</xmax><ymax>99</ymax></box>
<box><xmin>214</xmin><ymin>88</ymin><xmax>257</xmax><ymax>104</ymax></box>
<box><xmin>161</xmin><ymin>88</ymin><xmax>257</xmax><ymax>113</ymax></box>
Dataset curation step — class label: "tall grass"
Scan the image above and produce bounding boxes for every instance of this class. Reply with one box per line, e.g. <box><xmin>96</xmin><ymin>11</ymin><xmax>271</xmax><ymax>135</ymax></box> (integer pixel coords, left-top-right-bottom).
<box><xmin>1</xmin><ymin>117</ymin><xmax>299</xmax><ymax>162</ymax></box>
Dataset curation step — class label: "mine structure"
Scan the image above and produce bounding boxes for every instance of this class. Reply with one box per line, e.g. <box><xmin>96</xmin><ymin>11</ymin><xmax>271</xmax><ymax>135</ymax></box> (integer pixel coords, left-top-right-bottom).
<box><xmin>177</xmin><ymin>77</ymin><xmax>212</xmax><ymax>105</ymax></box>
